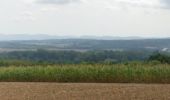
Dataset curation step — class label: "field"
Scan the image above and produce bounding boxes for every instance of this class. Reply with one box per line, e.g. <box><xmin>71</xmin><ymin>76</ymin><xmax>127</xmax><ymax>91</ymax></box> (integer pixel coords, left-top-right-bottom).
<box><xmin>0</xmin><ymin>83</ymin><xmax>169</xmax><ymax>100</ymax></box>
<box><xmin>0</xmin><ymin>64</ymin><xmax>169</xmax><ymax>83</ymax></box>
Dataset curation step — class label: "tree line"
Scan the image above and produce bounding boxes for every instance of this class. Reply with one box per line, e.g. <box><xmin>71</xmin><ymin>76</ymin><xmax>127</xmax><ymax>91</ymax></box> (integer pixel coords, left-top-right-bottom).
<box><xmin>0</xmin><ymin>49</ymin><xmax>151</xmax><ymax>64</ymax></box>
<box><xmin>0</xmin><ymin>50</ymin><xmax>169</xmax><ymax>66</ymax></box>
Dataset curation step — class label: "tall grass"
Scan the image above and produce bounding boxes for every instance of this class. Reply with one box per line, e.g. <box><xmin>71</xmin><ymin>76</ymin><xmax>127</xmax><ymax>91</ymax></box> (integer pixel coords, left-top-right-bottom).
<box><xmin>0</xmin><ymin>64</ymin><xmax>169</xmax><ymax>83</ymax></box>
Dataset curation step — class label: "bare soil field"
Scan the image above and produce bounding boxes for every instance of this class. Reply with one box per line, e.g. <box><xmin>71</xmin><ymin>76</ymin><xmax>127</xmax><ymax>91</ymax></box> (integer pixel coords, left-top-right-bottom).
<box><xmin>0</xmin><ymin>83</ymin><xmax>169</xmax><ymax>100</ymax></box>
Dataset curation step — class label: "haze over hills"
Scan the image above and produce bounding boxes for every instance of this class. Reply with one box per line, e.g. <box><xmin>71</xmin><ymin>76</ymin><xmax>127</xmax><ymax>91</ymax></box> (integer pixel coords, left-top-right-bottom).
<box><xmin>0</xmin><ymin>36</ymin><xmax>169</xmax><ymax>52</ymax></box>
<box><xmin>0</xmin><ymin>34</ymin><xmax>169</xmax><ymax>53</ymax></box>
<box><xmin>0</xmin><ymin>34</ymin><xmax>166</xmax><ymax>41</ymax></box>
<box><xmin>0</xmin><ymin>34</ymin><xmax>61</xmax><ymax>41</ymax></box>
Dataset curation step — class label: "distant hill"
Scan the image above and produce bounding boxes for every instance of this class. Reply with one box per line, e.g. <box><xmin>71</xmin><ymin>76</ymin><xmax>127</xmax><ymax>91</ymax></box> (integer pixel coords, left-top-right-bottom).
<box><xmin>0</xmin><ymin>34</ymin><xmax>161</xmax><ymax>41</ymax></box>
<box><xmin>0</xmin><ymin>38</ymin><xmax>170</xmax><ymax>52</ymax></box>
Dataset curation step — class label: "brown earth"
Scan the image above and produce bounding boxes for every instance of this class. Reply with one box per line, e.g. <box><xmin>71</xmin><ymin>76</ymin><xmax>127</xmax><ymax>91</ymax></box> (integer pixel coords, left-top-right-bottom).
<box><xmin>0</xmin><ymin>83</ymin><xmax>169</xmax><ymax>100</ymax></box>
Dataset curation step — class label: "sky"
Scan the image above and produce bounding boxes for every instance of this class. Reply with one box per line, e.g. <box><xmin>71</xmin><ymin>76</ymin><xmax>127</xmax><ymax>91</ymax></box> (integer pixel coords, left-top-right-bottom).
<box><xmin>0</xmin><ymin>0</ymin><xmax>170</xmax><ymax>37</ymax></box>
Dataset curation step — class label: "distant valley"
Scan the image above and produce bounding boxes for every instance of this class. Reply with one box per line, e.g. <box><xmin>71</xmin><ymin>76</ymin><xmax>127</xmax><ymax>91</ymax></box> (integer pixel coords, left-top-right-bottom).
<box><xmin>0</xmin><ymin>35</ymin><xmax>170</xmax><ymax>52</ymax></box>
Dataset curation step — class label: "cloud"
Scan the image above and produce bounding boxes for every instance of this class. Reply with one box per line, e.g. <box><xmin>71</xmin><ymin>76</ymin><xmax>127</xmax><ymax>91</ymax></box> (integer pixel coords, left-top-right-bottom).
<box><xmin>101</xmin><ymin>0</ymin><xmax>161</xmax><ymax>11</ymax></box>
<box><xmin>102</xmin><ymin>0</ymin><xmax>170</xmax><ymax>10</ymax></box>
<box><xmin>12</xmin><ymin>11</ymin><xmax>36</xmax><ymax>22</ymax></box>
<box><xmin>36</xmin><ymin>0</ymin><xmax>82</xmax><ymax>5</ymax></box>
<box><xmin>25</xmin><ymin>0</ymin><xmax>170</xmax><ymax>10</ymax></box>
<box><xmin>160</xmin><ymin>0</ymin><xmax>170</xmax><ymax>9</ymax></box>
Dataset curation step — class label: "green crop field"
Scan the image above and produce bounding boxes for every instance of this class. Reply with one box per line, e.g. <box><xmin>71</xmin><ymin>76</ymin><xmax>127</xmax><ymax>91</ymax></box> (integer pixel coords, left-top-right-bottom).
<box><xmin>0</xmin><ymin>64</ymin><xmax>169</xmax><ymax>83</ymax></box>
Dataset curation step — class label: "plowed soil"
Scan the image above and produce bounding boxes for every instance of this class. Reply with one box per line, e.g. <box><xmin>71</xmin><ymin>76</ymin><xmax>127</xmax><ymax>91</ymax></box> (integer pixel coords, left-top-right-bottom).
<box><xmin>0</xmin><ymin>83</ymin><xmax>169</xmax><ymax>100</ymax></box>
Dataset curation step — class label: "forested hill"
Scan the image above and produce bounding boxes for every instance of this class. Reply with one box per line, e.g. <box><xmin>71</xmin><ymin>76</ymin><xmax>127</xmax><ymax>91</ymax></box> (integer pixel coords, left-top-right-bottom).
<box><xmin>0</xmin><ymin>50</ymin><xmax>152</xmax><ymax>64</ymax></box>
<box><xmin>0</xmin><ymin>39</ymin><xmax>170</xmax><ymax>52</ymax></box>
<box><xmin>0</xmin><ymin>38</ymin><xmax>169</xmax><ymax>64</ymax></box>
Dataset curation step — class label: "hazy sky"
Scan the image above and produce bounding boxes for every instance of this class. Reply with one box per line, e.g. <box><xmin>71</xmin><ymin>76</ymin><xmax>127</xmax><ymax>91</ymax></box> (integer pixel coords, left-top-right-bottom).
<box><xmin>1</xmin><ymin>0</ymin><xmax>170</xmax><ymax>37</ymax></box>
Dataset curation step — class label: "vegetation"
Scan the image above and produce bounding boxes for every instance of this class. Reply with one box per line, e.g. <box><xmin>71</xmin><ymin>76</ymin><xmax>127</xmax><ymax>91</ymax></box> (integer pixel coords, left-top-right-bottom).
<box><xmin>0</xmin><ymin>64</ymin><xmax>169</xmax><ymax>83</ymax></box>
<box><xmin>0</xmin><ymin>50</ymin><xmax>168</xmax><ymax>83</ymax></box>
<box><xmin>0</xmin><ymin>50</ymin><xmax>151</xmax><ymax>64</ymax></box>
<box><xmin>148</xmin><ymin>52</ymin><xmax>170</xmax><ymax>64</ymax></box>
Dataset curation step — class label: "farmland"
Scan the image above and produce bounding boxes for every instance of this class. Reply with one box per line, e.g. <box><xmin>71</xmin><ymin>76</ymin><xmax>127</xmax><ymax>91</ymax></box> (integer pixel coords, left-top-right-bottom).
<box><xmin>0</xmin><ymin>39</ymin><xmax>169</xmax><ymax>99</ymax></box>
<box><xmin>0</xmin><ymin>64</ymin><xmax>169</xmax><ymax>83</ymax></box>
<box><xmin>0</xmin><ymin>38</ymin><xmax>169</xmax><ymax>100</ymax></box>
<box><xmin>0</xmin><ymin>83</ymin><xmax>169</xmax><ymax>100</ymax></box>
